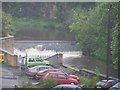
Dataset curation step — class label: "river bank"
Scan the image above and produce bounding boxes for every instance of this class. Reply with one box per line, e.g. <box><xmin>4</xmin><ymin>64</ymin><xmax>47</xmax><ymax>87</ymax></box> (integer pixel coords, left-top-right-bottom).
<box><xmin>63</xmin><ymin>56</ymin><xmax>118</xmax><ymax>78</ymax></box>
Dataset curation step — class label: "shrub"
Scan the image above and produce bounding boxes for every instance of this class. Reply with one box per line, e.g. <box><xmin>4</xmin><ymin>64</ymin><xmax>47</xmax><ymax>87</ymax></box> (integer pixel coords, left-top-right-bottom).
<box><xmin>38</xmin><ymin>77</ymin><xmax>57</xmax><ymax>88</ymax></box>
<box><xmin>79</xmin><ymin>75</ymin><xmax>99</xmax><ymax>88</ymax></box>
<box><xmin>22</xmin><ymin>80</ymin><xmax>38</xmax><ymax>89</ymax></box>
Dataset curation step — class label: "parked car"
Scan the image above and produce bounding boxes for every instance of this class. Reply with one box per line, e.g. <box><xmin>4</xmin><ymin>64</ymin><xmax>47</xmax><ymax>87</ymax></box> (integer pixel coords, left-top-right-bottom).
<box><xmin>24</xmin><ymin>56</ymin><xmax>50</xmax><ymax>67</ymax></box>
<box><xmin>108</xmin><ymin>82</ymin><xmax>120</xmax><ymax>90</ymax></box>
<box><xmin>0</xmin><ymin>54</ymin><xmax>4</xmax><ymax>63</ymax></box>
<box><xmin>53</xmin><ymin>84</ymin><xmax>82</xmax><ymax>90</ymax></box>
<box><xmin>25</xmin><ymin>65</ymin><xmax>54</xmax><ymax>77</ymax></box>
<box><xmin>95</xmin><ymin>79</ymin><xmax>119</xmax><ymax>89</ymax></box>
<box><xmin>35</xmin><ymin>68</ymin><xmax>63</xmax><ymax>79</ymax></box>
<box><xmin>44</xmin><ymin>72</ymin><xmax>79</xmax><ymax>85</ymax></box>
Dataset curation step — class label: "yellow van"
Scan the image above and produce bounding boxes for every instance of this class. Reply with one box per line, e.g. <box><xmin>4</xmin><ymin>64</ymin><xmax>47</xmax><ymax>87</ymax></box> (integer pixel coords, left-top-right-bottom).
<box><xmin>0</xmin><ymin>54</ymin><xmax>4</xmax><ymax>62</ymax></box>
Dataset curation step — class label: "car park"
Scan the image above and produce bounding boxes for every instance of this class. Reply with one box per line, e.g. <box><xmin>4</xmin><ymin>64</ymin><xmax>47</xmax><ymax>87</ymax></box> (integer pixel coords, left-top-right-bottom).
<box><xmin>25</xmin><ymin>65</ymin><xmax>54</xmax><ymax>77</ymax></box>
<box><xmin>95</xmin><ymin>79</ymin><xmax>119</xmax><ymax>90</ymax></box>
<box><xmin>44</xmin><ymin>72</ymin><xmax>79</xmax><ymax>85</ymax></box>
<box><xmin>108</xmin><ymin>82</ymin><xmax>120</xmax><ymax>90</ymax></box>
<box><xmin>53</xmin><ymin>84</ymin><xmax>82</xmax><ymax>90</ymax></box>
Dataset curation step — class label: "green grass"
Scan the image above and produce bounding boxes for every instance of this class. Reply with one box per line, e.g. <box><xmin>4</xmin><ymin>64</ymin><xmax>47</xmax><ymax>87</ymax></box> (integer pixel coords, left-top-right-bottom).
<box><xmin>13</xmin><ymin>18</ymin><xmax>65</xmax><ymax>32</ymax></box>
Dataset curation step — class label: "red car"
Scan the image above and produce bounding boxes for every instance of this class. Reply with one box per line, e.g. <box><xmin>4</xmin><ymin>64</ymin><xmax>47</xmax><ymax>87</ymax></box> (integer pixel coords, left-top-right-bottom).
<box><xmin>35</xmin><ymin>68</ymin><xmax>62</xmax><ymax>79</ymax></box>
<box><xmin>44</xmin><ymin>72</ymin><xmax>79</xmax><ymax>85</ymax></box>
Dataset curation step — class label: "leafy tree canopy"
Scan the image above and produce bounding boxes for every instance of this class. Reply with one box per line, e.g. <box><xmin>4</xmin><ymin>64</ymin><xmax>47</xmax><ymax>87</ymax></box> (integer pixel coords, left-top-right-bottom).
<box><xmin>69</xmin><ymin>2</ymin><xmax>118</xmax><ymax>68</ymax></box>
<box><xmin>2</xmin><ymin>11</ymin><xmax>15</xmax><ymax>37</ymax></box>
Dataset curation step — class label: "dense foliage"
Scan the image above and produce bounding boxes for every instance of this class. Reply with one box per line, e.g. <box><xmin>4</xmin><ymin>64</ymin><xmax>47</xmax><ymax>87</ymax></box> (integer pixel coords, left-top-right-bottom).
<box><xmin>2</xmin><ymin>2</ymin><xmax>95</xmax><ymax>32</ymax></box>
<box><xmin>2</xmin><ymin>12</ymin><xmax>15</xmax><ymax>36</ymax></box>
<box><xmin>112</xmin><ymin>2</ymin><xmax>119</xmax><ymax>68</ymax></box>
<box><xmin>13</xmin><ymin>18</ymin><xmax>65</xmax><ymax>32</ymax></box>
<box><xmin>69</xmin><ymin>3</ymin><xmax>118</xmax><ymax>67</ymax></box>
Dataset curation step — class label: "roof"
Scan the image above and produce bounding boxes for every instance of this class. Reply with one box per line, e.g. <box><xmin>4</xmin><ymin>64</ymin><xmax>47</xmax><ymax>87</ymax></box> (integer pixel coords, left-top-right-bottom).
<box><xmin>49</xmin><ymin>72</ymin><xmax>65</xmax><ymax>74</ymax></box>
<box><xmin>54</xmin><ymin>84</ymin><xmax>81</xmax><ymax>88</ymax></box>
<box><xmin>29</xmin><ymin>65</ymin><xmax>51</xmax><ymax>69</ymax></box>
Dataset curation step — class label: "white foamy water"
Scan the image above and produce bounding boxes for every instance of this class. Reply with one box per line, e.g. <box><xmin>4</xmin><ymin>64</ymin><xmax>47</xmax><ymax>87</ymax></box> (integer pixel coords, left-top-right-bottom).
<box><xmin>14</xmin><ymin>48</ymin><xmax>82</xmax><ymax>59</ymax></box>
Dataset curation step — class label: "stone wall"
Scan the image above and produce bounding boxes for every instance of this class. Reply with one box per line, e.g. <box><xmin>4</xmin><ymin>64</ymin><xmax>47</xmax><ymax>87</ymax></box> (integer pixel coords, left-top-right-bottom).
<box><xmin>0</xmin><ymin>36</ymin><xmax>16</xmax><ymax>66</ymax></box>
<box><xmin>47</xmin><ymin>53</ymin><xmax>63</xmax><ymax>67</ymax></box>
<box><xmin>0</xmin><ymin>36</ymin><xmax>14</xmax><ymax>53</ymax></box>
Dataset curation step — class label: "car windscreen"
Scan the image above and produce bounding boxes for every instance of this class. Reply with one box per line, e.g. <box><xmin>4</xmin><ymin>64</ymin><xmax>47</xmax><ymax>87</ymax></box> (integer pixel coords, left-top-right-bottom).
<box><xmin>28</xmin><ymin>58</ymin><xmax>35</xmax><ymax>62</ymax></box>
<box><xmin>96</xmin><ymin>81</ymin><xmax>106</xmax><ymax>86</ymax></box>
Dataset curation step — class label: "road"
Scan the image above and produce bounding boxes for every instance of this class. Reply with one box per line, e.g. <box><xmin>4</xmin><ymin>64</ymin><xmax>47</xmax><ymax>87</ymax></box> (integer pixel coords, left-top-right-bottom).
<box><xmin>0</xmin><ymin>63</ymin><xmax>19</xmax><ymax>88</ymax></box>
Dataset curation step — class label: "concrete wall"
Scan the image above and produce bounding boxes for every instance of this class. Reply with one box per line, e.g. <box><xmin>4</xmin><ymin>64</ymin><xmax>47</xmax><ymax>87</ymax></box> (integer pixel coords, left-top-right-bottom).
<box><xmin>47</xmin><ymin>53</ymin><xmax>63</xmax><ymax>67</ymax></box>
<box><xmin>0</xmin><ymin>36</ymin><xmax>14</xmax><ymax>53</ymax></box>
<box><xmin>0</xmin><ymin>36</ymin><xmax>17</xmax><ymax>66</ymax></box>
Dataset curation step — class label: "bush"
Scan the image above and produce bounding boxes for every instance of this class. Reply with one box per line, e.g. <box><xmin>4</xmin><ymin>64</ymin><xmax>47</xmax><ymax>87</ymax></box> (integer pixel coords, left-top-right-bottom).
<box><xmin>22</xmin><ymin>80</ymin><xmax>38</xmax><ymax>88</ymax></box>
<box><xmin>38</xmin><ymin>77</ymin><xmax>57</xmax><ymax>88</ymax></box>
<box><xmin>79</xmin><ymin>76</ymin><xmax>99</xmax><ymax>88</ymax></box>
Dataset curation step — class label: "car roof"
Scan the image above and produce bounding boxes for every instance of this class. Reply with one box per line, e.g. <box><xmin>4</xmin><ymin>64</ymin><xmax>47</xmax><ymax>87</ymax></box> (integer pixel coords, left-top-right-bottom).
<box><xmin>49</xmin><ymin>72</ymin><xmax>65</xmax><ymax>74</ymax></box>
<box><xmin>29</xmin><ymin>65</ymin><xmax>51</xmax><ymax>68</ymax></box>
<box><xmin>54</xmin><ymin>84</ymin><xmax>81</xmax><ymax>88</ymax></box>
<box><xmin>101</xmin><ymin>80</ymin><xmax>115</xmax><ymax>82</ymax></box>
<box><xmin>38</xmin><ymin>68</ymin><xmax>61</xmax><ymax>72</ymax></box>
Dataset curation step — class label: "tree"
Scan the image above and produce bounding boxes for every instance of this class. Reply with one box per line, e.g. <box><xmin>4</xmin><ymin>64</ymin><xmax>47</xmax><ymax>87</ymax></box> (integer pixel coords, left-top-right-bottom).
<box><xmin>69</xmin><ymin>2</ymin><xmax>117</xmax><ymax>62</ymax></box>
<box><xmin>2</xmin><ymin>11</ymin><xmax>15</xmax><ymax>36</ymax></box>
<box><xmin>111</xmin><ymin>2</ymin><xmax>119</xmax><ymax>68</ymax></box>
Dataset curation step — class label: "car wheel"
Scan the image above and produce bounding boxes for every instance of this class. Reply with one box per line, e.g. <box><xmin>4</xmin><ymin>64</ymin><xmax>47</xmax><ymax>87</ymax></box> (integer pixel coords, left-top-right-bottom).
<box><xmin>70</xmin><ymin>82</ymin><xmax>75</xmax><ymax>85</ymax></box>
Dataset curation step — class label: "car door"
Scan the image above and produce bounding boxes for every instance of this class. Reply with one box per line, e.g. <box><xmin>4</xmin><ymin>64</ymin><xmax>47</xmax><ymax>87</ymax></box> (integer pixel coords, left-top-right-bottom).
<box><xmin>49</xmin><ymin>74</ymin><xmax>58</xmax><ymax>83</ymax></box>
<box><xmin>57</xmin><ymin>74</ymin><xmax>68</xmax><ymax>84</ymax></box>
<box><xmin>35</xmin><ymin>58</ymin><xmax>43</xmax><ymax>65</ymax></box>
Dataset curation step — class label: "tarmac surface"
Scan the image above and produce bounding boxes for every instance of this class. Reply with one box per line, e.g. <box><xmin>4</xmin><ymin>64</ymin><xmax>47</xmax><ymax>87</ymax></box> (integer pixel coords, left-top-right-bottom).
<box><xmin>1</xmin><ymin>63</ymin><xmax>19</xmax><ymax>88</ymax></box>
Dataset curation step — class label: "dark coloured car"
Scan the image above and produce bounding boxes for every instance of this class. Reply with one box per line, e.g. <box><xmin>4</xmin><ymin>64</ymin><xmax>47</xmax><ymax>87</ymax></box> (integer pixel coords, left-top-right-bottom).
<box><xmin>53</xmin><ymin>84</ymin><xmax>82</xmax><ymax>90</ymax></box>
<box><xmin>25</xmin><ymin>65</ymin><xmax>54</xmax><ymax>77</ymax></box>
<box><xmin>108</xmin><ymin>82</ymin><xmax>120</xmax><ymax>90</ymax></box>
<box><xmin>95</xmin><ymin>79</ymin><xmax>119</xmax><ymax>89</ymax></box>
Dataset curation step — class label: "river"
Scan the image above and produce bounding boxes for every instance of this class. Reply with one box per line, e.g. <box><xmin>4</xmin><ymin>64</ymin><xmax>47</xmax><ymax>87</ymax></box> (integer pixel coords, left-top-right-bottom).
<box><xmin>14</xmin><ymin>40</ymin><xmax>118</xmax><ymax>79</ymax></box>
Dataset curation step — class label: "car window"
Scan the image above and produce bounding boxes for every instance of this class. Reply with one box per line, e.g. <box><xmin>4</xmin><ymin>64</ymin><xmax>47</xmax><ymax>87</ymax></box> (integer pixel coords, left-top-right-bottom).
<box><xmin>38</xmin><ymin>67</ymin><xmax>47</xmax><ymax>71</ymax></box>
<box><xmin>96</xmin><ymin>81</ymin><xmax>106</xmax><ymax>87</ymax></box>
<box><xmin>58</xmin><ymin>74</ymin><xmax>67</xmax><ymax>79</ymax></box>
<box><xmin>50</xmin><ymin>70</ymin><xmax>59</xmax><ymax>72</ymax></box>
<box><xmin>35</xmin><ymin>58</ymin><xmax>42</xmax><ymax>61</ymax></box>
<box><xmin>49</xmin><ymin>74</ymin><xmax>58</xmax><ymax>78</ymax></box>
<box><xmin>28</xmin><ymin>58</ymin><xmax>35</xmax><ymax>62</ymax></box>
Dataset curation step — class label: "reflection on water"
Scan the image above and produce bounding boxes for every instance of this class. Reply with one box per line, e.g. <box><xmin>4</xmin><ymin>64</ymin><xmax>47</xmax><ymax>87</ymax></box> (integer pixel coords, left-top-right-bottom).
<box><xmin>15</xmin><ymin>31</ymin><xmax>75</xmax><ymax>41</ymax></box>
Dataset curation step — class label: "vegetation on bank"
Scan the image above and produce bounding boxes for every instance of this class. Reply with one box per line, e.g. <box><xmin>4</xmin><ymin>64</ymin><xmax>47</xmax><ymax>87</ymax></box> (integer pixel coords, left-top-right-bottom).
<box><xmin>69</xmin><ymin>3</ymin><xmax>119</xmax><ymax>68</ymax></box>
<box><xmin>2</xmin><ymin>11</ymin><xmax>16</xmax><ymax>36</ymax></box>
<box><xmin>13</xmin><ymin>18</ymin><xmax>66</xmax><ymax>32</ymax></box>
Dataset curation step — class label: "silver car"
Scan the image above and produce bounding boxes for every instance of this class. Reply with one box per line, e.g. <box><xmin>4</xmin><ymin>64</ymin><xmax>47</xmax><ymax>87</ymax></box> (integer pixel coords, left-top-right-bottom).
<box><xmin>25</xmin><ymin>65</ymin><xmax>54</xmax><ymax>77</ymax></box>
